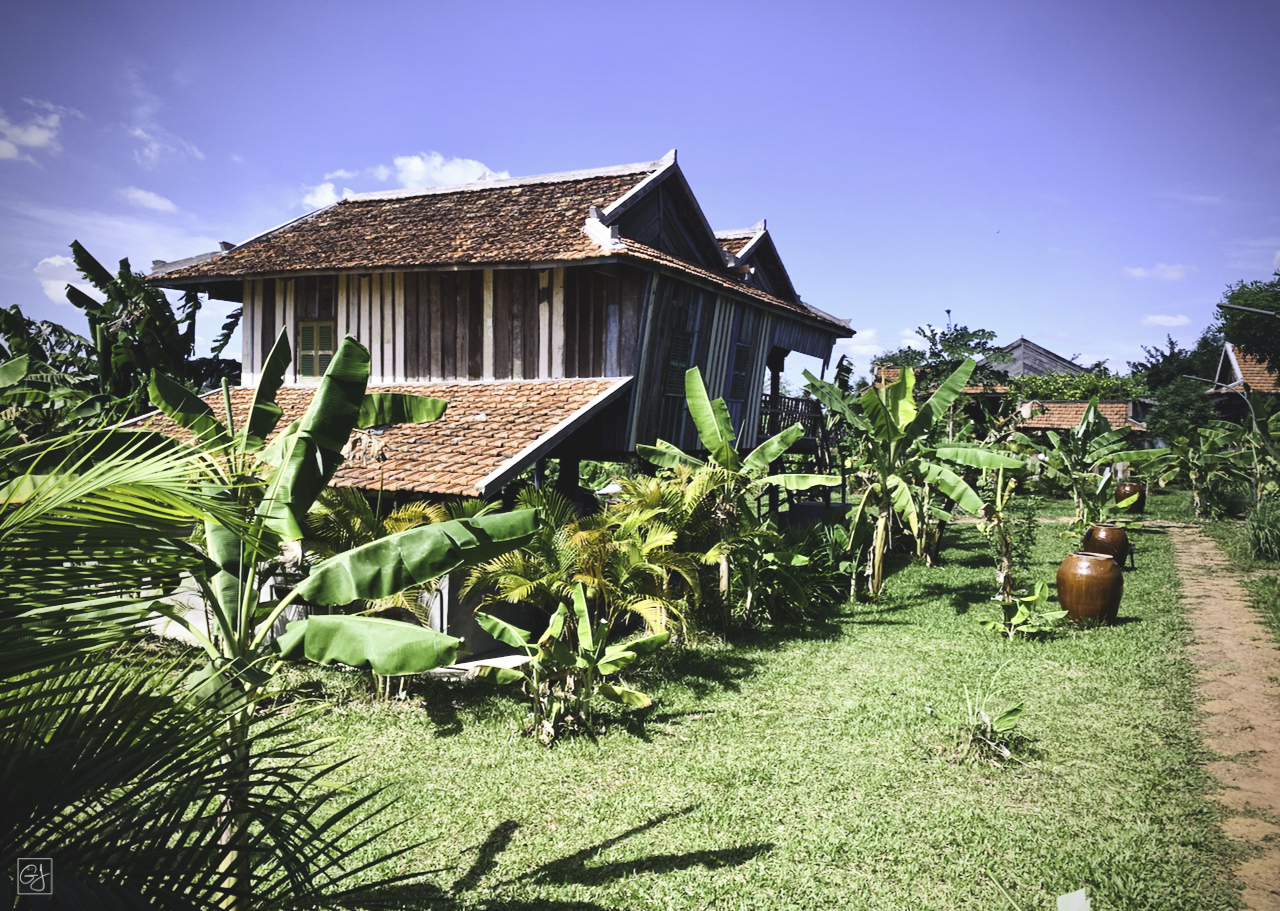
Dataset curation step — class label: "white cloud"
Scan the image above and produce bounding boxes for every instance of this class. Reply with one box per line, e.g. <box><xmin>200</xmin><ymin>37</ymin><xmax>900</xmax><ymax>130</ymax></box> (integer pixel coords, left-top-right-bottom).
<box><xmin>1141</xmin><ymin>314</ymin><xmax>1191</xmax><ymax>327</ymax></box>
<box><xmin>1123</xmin><ymin>263</ymin><xmax>1196</xmax><ymax>281</ymax></box>
<box><xmin>125</xmin><ymin>71</ymin><xmax>203</xmax><ymax>168</ymax></box>
<box><xmin>392</xmin><ymin>152</ymin><xmax>508</xmax><ymax>189</ymax></box>
<box><xmin>302</xmin><ymin>182</ymin><xmax>342</xmax><ymax>209</ymax></box>
<box><xmin>34</xmin><ymin>254</ymin><xmax>100</xmax><ymax>305</ymax></box>
<box><xmin>324</xmin><ymin>168</ymin><xmax>358</xmax><ymax>180</ymax></box>
<box><xmin>120</xmin><ymin>186</ymin><xmax>177</xmax><ymax>212</ymax></box>
<box><xmin>0</xmin><ymin>98</ymin><xmax>77</xmax><ymax>163</ymax></box>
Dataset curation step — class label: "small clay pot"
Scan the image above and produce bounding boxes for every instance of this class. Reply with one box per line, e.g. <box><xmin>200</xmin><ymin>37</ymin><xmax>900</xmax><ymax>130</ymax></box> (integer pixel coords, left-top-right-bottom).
<box><xmin>1081</xmin><ymin>523</ymin><xmax>1129</xmax><ymax>566</ymax></box>
<box><xmin>1115</xmin><ymin>480</ymin><xmax>1146</xmax><ymax>514</ymax></box>
<box><xmin>1056</xmin><ymin>552</ymin><xmax>1123</xmax><ymax>627</ymax></box>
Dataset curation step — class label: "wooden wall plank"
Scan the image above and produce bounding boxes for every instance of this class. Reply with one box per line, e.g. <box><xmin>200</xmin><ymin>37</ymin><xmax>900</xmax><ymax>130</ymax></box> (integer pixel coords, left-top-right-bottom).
<box><xmin>563</xmin><ymin>269</ymin><xmax>578</xmax><ymax>377</ymax></box>
<box><xmin>619</xmin><ymin>269</ymin><xmax>641</xmax><ymax>376</ymax></box>
<box><xmin>259</xmin><ymin>279</ymin><xmax>274</xmax><ymax>369</ymax></box>
<box><xmin>524</xmin><ymin>271</ymin><xmax>540</xmax><ymax>379</ymax></box>
<box><xmin>467</xmin><ymin>271</ymin><xmax>483</xmax><ymax>380</ymax></box>
<box><xmin>551</xmin><ymin>267</ymin><xmax>565</xmax><ymax>378</ymax></box>
<box><xmin>482</xmin><ymin>269</ymin><xmax>495</xmax><ymax>379</ymax></box>
<box><xmin>392</xmin><ymin>273</ymin><xmax>405</xmax><ymax>382</ymax></box>
<box><xmin>577</xmin><ymin>272</ymin><xmax>592</xmax><ymax>377</ymax></box>
<box><xmin>336</xmin><ymin>274</ymin><xmax>349</xmax><ymax>350</ymax></box>
<box><xmin>494</xmin><ymin>271</ymin><xmax>512</xmax><ymax>380</ymax></box>
<box><xmin>625</xmin><ymin>272</ymin><xmax>657</xmax><ymax>449</ymax></box>
<box><xmin>370</xmin><ymin>275</ymin><xmax>384</xmax><ymax>382</ymax></box>
<box><xmin>403</xmin><ymin>272</ymin><xmax>419</xmax><ymax>379</ymax></box>
<box><xmin>538</xmin><ymin>270</ymin><xmax>551</xmax><ymax>378</ymax></box>
<box><xmin>441</xmin><ymin>273</ymin><xmax>457</xmax><ymax>378</ymax></box>
<box><xmin>284</xmin><ymin>279</ymin><xmax>296</xmax><ymax>382</ymax></box>
<box><xmin>511</xmin><ymin>271</ymin><xmax>525</xmax><ymax>380</ymax></box>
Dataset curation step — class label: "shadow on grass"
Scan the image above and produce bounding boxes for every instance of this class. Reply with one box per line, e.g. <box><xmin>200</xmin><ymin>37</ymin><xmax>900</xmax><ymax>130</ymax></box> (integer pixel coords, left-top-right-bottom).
<box><xmin>639</xmin><ymin>646</ymin><xmax>760</xmax><ymax>698</ymax></box>
<box><xmin>348</xmin><ymin>806</ymin><xmax>772</xmax><ymax>910</ymax></box>
<box><xmin>912</xmin><ymin>578</ymin><xmax>993</xmax><ymax>615</ymax></box>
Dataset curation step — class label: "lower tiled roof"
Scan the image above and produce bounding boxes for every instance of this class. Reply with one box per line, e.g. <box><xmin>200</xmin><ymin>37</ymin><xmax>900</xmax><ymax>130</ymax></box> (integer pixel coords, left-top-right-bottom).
<box><xmin>140</xmin><ymin>377</ymin><xmax>631</xmax><ymax>497</ymax></box>
<box><xmin>1020</xmin><ymin>400</ymin><xmax>1145</xmax><ymax>431</ymax></box>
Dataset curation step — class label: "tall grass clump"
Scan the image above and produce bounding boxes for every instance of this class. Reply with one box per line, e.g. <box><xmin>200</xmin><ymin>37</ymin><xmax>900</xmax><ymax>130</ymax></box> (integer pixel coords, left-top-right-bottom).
<box><xmin>1244</xmin><ymin>495</ymin><xmax>1280</xmax><ymax>561</ymax></box>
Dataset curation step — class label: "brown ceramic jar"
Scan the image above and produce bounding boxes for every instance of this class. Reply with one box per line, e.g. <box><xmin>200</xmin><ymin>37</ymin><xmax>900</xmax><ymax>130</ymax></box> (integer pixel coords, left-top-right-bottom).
<box><xmin>1115</xmin><ymin>480</ymin><xmax>1145</xmax><ymax>514</ymax></box>
<box><xmin>1081</xmin><ymin>523</ymin><xmax>1129</xmax><ymax>565</ymax></box>
<box><xmin>1056</xmin><ymin>552</ymin><xmax>1123</xmax><ymax>626</ymax></box>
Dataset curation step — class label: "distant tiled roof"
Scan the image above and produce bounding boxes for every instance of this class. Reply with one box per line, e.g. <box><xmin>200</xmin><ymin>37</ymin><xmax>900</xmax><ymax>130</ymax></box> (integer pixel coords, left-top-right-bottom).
<box><xmin>1217</xmin><ymin>345</ymin><xmax>1280</xmax><ymax>393</ymax></box>
<box><xmin>139</xmin><ymin>378</ymin><xmax>630</xmax><ymax>497</ymax></box>
<box><xmin>715</xmin><ymin>229</ymin><xmax>756</xmax><ymax>257</ymax></box>
<box><xmin>1020</xmin><ymin>400</ymin><xmax>1145</xmax><ymax>431</ymax></box>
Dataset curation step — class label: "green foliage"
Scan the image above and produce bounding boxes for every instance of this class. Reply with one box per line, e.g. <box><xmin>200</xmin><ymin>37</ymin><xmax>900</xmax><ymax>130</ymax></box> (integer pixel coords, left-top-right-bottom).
<box><xmin>1244</xmin><ymin>495</ymin><xmax>1280</xmax><ymax>561</ymax></box>
<box><xmin>1219</xmin><ymin>269</ymin><xmax>1280</xmax><ymax>375</ymax></box>
<box><xmin>473</xmin><ymin>583</ymin><xmax>668</xmax><ymax>744</ymax></box>
<box><xmin>1147</xmin><ymin>422</ymin><xmax>1248</xmax><ymax>519</ymax></box>
<box><xmin>977</xmin><ymin>582</ymin><xmax>1068</xmax><ymax>640</ymax></box>
<box><xmin>926</xmin><ymin>667</ymin><xmax>1027</xmax><ymax>767</ymax></box>
<box><xmin>1007</xmin><ymin>371</ymin><xmax>1147</xmax><ymax>402</ymax></box>
<box><xmin>807</xmin><ymin>358</ymin><xmax>1023</xmax><ymax>598</ymax></box>
<box><xmin>877</xmin><ymin>321</ymin><xmax>1013</xmax><ymax>389</ymax></box>
<box><xmin>66</xmin><ymin>241</ymin><xmax>240</xmax><ymax>415</ymax></box>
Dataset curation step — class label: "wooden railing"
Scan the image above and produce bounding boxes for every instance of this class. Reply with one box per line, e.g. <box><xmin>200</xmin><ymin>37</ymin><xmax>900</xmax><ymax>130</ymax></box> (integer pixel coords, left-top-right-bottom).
<box><xmin>758</xmin><ymin>393</ymin><xmax>824</xmax><ymax>438</ymax></box>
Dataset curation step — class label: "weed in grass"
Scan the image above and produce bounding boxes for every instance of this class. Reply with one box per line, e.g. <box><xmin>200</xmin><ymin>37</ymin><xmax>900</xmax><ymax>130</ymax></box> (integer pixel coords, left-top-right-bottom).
<box><xmin>977</xmin><ymin>581</ymin><xmax>1068</xmax><ymax>640</ymax></box>
<box><xmin>926</xmin><ymin>664</ymin><xmax>1027</xmax><ymax>768</ymax></box>
<box><xmin>1244</xmin><ymin>494</ymin><xmax>1280</xmax><ymax>561</ymax></box>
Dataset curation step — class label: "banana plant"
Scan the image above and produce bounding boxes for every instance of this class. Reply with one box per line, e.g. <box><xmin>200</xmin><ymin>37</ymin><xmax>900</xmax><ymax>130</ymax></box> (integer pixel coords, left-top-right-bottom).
<box><xmin>806</xmin><ymin>358</ymin><xmax>1024</xmax><ymax>599</ymax></box>
<box><xmin>1012</xmin><ymin>398</ymin><xmax>1154</xmax><ymax>528</ymax></box>
<box><xmin>148</xmin><ymin>328</ymin><xmax>539</xmax><ymax>901</ymax></box>
<box><xmin>637</xmin><ymin>367</ymin><xmax>838</xmax><ymax>605</ymax></box>
<box><xmin>1148</xmin><ymin>421</ymin><xmax>1249</xmax><ymax>518</ymax></box>
<box><xmin>471</xmin><ymin>582</ymin><xmax>668</xmax><ymax>744</ymax></box>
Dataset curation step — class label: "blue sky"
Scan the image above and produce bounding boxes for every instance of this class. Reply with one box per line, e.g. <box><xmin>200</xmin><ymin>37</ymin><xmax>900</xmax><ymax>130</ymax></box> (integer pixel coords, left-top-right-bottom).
<box><xmin>2</xmin><ymin>1</ymin><xmax>1277</xmax><ymax>385</ymax></box>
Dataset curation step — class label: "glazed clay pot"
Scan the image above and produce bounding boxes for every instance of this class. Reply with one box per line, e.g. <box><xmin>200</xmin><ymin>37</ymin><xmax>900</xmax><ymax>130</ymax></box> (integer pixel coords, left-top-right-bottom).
<box><xmin>1081</xmin><ymin>523</ymin><xmax>1129</xmax><ymax>566</ymax></box>
<box><xmin>1056</xmin><ymin>552</ymin><xmax>1123</xmax><ymax>627</ymax></box>
<box><xmin>1115</xmin><ymin>480</ymin><xmax>1146</xmax><ymax>514</ymax></box>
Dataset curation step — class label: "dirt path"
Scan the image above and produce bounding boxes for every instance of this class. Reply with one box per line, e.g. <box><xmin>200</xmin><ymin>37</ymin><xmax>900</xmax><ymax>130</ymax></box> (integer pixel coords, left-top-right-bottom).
<box><xmin>1163</xmin><ymin>521</ymin><xmax>1280</xmax><ymax>910</ymax></box>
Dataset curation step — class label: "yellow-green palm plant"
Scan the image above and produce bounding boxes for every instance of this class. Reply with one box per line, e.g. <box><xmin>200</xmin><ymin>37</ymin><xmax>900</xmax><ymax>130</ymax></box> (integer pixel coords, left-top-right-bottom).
<box><xmin>638</xmin><ymin>368</ymin><xmax>839</xmax><ymax>614</ymax></box>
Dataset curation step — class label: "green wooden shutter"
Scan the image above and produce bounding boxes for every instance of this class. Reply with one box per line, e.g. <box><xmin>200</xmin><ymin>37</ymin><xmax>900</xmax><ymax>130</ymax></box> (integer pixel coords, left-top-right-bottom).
<box><xmin>664</xmin><ymin>329</ymin><xmax>695</xmax><ymax>396</ymax></box>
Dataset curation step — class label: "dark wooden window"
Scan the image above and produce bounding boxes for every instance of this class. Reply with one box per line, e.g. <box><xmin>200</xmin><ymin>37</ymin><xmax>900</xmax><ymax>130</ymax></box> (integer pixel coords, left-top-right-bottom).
<box><xmin>664</xmin><ymin>329</ymin><xmax>696</xmax><ymax>396</ymax></box>
<box><xmin>298</xmin><ymin>320</ymin><xmax>336</xmax><ymax>378</ymax></box>
<box><xmin>728</xmin><ymin>342</ymin><xmax>753</xmax><ymax>401</ymax></box>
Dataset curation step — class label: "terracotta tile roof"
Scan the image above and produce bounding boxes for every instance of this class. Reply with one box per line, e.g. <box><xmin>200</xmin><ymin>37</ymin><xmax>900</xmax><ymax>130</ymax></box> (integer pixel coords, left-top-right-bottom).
<box><xmin>155</xmin><ymin>171</ymin><xmax>657</xmax><ymax>281</ymax></box>
<box><xmin>139</xmin><ymin>378</ymin><xmax>630</xmax><ymax>497</ymax></box>
<box><xmin>1020</xmin><ymin>400</ymin><xmax>1144</xmax><ymax>431</ymax></box>
<box><xmin>1221</xmin><ymin>345</ymin><xmax>1280</xmax><ymax>393</ymax></box>
<box><xmin>716</xmin><ymin>234</ymin><xmax>754</xmax><ymax>256</ymax></box>
<box><xmin>617</xmin><ymin>240</ymin><xmax>850</xmax><ymax>333</ymax></box>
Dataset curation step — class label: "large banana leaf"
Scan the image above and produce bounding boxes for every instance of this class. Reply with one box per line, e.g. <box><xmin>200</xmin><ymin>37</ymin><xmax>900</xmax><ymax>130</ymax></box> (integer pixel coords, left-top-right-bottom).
<box><xmin>147</xmin><ymin>371</ymin><xmax>232</xmax><ymax>450</ymax></box>
<box><xmin>903</xmin><ymin>358</ymin><xmax>976</xmax><ymax>442</ymax></box>
<box><xmin>357</xmin><ymin>393</ymin><xmax>448</xmax><ymax>428</ymax></box>
<box><xmin>756</xmin><ymin>472</ymin><xmax>840</xmax><ymax>491</ymax></box>
<box><xmin>920</xmin><ymin>460</ymin><xmax>985</xmax><ymax>515</ymax></box>
<box><xmin>256</xmin><ymin>337</ymin><xmax>370</xmax><ymax>541</ymax></box>
<box><xmin>294</xmin><ymin>510</ymin><xmax>539</xmax><ymax>608</ymax></box>
<box><xmin>886</xmin><ymin>474</ymin><xmax>920</xmax><ymax>535</ymax></box>
<box><xmin>637</xmin><ymin>439</ymin><xmax>704</xmax><ymax>470</ymax></box>
<box><xmin>885</xmin><ymin>365</ymin><xmax>918</xmax><ymax>429</ymax></box>
<box><xmin>742</xmin><ymin>423</ymin><xmax>804</xmax><ymax>475</ymax></box>
<box><xmin>684</xmin><ymin>368</ymin><xmax>739</xmax><ymax>468</ymax></box>
<box><xmin>275</xmin><ymin>615</ymin><xmax>461</xmax><ymax>675</ymax></box>
<box><xmin>933</xmin><ymin>444</ymin><xmax>1026</xmax><ymax>471</ymax></box>
<box><xmin>0</xmin><ymin>354</ymin><xmax>29</xmax><ymax>387</ymax></box>
<box><xmin>238</xmin><ymin>329</ymin><xmax>292</xmax><ymax>452</ymax></box>
<box><xmin>802</xmin><ymin>369</ymin><xmax>867</xmax><ymax>430</ymax></box>
<box><xmin>860</xmin><ymin>383</ymin><xmax>902</xmax><ymax>443</ymax></box>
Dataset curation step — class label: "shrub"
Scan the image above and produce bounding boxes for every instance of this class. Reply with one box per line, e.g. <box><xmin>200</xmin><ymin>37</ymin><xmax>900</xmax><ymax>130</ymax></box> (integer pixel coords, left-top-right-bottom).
<box><xmin>1245</xmin><ymin>495</ymin><xmax>1280</xmax><ymax>561</ymax></box>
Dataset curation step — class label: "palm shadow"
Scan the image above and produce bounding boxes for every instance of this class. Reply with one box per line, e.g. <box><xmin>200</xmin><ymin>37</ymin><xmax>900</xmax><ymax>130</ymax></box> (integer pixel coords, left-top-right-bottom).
<box><xmin>346</xmin><ymin>805</ymin><xmax>773</xmax><ymax>910</ymax></box>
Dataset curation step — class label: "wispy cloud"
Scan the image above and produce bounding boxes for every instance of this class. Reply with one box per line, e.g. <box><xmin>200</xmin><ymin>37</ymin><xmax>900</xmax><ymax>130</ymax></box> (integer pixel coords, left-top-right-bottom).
<box><xmin>120</xmin><ymin>186</ymin><xmax>177</xmax><ymax>212</ymax></box>
<box><xmin>323</xmin><ymin>168</ymin><xmax>358</xmax><ymax>180</ymax></box>
<box><xmin>1124</xmin><ymin>263</ymin><xmax>1196</xmax><ymax>281</ymax></box>
<box><xmin>125</xmin><ymin>71</ymin><xmax>203</xmax><ymax>168</ymax></box>
<box><xmin>1223</xmin><ymin>236</ymin><xmax>1280</xmax><ymax>272</ymax></box>
<box><xmin>0</xmin><ymin>98</ymin><xmax>79</xmax><ymax>163</ymax></box>
<box><xmin>1155</xmin><ymin>191</ymin><xmax>1225</xmax><ymax>207</ymax></box>
<box><xmin>1141</xmin><ymin>314</ymin><xmax>1191</xmax><ymax>327</ymax></box>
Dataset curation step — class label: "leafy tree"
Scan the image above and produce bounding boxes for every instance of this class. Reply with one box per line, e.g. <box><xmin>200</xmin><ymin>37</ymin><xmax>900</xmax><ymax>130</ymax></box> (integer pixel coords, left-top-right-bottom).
<box><xmin>63</xmin><ymin>241</ymin><xmax>239</xmax><ymax>416</ymax></box>
<box><xmin>877</xmin><ymin>321</ymin><xmax>1013</xmax><ymax>389</ymax></box>
<box><xmin>1219</xmin><ymin>270</ymin><xmax>1280</xmax><ymax>376</ymax></box>
<box><xmin>1127</xmin><ymin>330</ymin><xmax>1224</xmax><ymax>440</ymax></box>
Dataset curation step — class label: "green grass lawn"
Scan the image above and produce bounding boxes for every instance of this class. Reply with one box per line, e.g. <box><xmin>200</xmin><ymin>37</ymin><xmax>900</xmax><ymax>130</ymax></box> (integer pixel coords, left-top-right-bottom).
<box><xmin>269</xmin><ymin>517</ymin><xmax>1240</xmax><ymax>910</ymax></box>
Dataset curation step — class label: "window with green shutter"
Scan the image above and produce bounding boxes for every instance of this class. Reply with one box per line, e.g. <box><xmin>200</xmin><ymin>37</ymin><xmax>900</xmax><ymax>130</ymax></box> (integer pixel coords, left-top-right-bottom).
<box><xmin>298</xmin><ymin>321</ymin><xmax>335</xmax><ymax>378</ymax></box>
<box><xmin>728</xmin><ymin>342</ymin><xmax>753</xmax><ymax>401</ymax></box>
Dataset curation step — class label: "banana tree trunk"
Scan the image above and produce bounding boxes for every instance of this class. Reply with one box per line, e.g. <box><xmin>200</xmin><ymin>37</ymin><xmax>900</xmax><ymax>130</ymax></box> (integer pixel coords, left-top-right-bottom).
<box><xmin>870</xmin><ymin>510</ymin><xmax>890</xmax><ymax>599</ymax></box>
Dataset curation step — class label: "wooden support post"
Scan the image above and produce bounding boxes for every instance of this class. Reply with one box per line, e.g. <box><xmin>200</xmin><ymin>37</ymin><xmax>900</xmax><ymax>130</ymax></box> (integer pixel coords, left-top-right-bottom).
<box><xmin>766</xmin><ymin>347</ymin><xmax>787</xmax><ymax>516</ymax></box>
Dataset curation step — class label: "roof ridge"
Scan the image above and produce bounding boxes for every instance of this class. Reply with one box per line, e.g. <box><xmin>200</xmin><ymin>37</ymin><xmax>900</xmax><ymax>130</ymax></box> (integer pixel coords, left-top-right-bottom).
<box><xmin>345</xmin><ymin>152</ymin><xmax>674</xmax><ymax>203</ymax></box>
<box><xmin>714</xmin><ymin>220</ymin><xmax>766</xmax><ymax>239</ymax></box>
